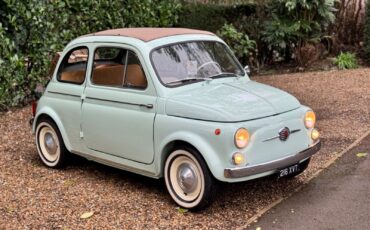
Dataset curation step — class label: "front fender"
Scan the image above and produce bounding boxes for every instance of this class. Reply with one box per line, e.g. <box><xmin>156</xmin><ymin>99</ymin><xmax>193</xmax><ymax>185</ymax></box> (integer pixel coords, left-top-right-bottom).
<box><xmin>154</xmin><ymin>115</ymin><xmax>233</xmax><ymax>181</ymax></box>
<box><xmin>33</xmin><ymin>106</ymin><xmax>73</xmax><ymax>152</ymax></box>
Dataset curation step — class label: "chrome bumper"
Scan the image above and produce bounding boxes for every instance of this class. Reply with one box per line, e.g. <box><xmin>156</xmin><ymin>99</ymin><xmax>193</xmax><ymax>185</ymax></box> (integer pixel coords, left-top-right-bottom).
<box><xmin>224</xmin><ymin>140</ymin><xmax>321</xmax><ymax>178</ymax></box>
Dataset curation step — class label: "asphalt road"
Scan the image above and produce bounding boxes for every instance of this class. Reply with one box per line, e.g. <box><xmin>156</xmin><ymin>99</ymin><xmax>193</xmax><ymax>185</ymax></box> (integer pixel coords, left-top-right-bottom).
<box><xmin>248</xmin><ymin>134</ymin><xmax>370</xmax><ymax>230</ymax></box>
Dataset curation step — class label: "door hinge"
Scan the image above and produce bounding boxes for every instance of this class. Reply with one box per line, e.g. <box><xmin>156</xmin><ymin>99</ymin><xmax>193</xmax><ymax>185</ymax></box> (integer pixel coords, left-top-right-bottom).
<box><xmin>81</xmin><ymin>94</ymin><xmax>86</xmax><ymax>100</ymax></box>
<box><xmin>80</xmin><ymin>131</ymin><xmax>84</xmax><ymax>138</ymax></box>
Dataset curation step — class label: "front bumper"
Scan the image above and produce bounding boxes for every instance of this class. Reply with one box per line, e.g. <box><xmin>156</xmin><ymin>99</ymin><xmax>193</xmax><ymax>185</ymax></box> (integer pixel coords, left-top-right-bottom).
<box><xmin>224</xmin><ymin>140</ymin><xmax>321</xmax><ymax>178</ymax></box>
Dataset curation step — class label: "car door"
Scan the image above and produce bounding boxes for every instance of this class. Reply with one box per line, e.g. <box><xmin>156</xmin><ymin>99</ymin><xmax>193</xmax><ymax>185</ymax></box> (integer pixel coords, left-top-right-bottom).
<box><xmin>81</xmin><ymin>44</ymin><xmax>156</xmax><ymax>164</ymax></box>
<box><xmin>45</xmin><ymin>46</ymin><xmax>90</xmax><ymax>148</ymax></box>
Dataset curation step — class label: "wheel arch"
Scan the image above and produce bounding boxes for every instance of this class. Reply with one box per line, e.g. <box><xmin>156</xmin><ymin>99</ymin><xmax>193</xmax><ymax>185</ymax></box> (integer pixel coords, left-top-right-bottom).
<box><xmin>156</xmin><ymin>133</ymin><xmax>223</xmax><ymax>181</ymax></box>
<box><xmin>33</xmin><ymin>108</ymin><xmax>72</xmax><ymax>152</ymax></box>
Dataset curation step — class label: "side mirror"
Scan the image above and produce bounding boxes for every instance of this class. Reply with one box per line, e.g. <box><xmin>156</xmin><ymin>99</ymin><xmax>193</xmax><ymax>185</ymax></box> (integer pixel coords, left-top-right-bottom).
<box><xmin>244</xmin><ymin>65</ymin><xmax>251</xmax><ymax>75</ymax></box>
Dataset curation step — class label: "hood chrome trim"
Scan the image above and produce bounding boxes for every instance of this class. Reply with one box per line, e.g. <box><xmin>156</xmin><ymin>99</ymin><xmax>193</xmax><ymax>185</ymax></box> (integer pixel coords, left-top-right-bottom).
<box><xmin>263</xmin><ymin>129</ymin><xmax>301</xmax><ymax>142</ymax></box>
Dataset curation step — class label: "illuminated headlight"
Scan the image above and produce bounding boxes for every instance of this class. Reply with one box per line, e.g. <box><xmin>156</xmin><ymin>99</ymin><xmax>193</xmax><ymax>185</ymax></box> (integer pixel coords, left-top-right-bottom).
<box><xmin>311</xmin><ymin>128</ymin><xmax>320</xmax><ymax>140</ymax></box>
<box><xmin>234</xmin><ymin>128</ymin><xmax>250</xmax><ymax>149</ymax></box>
<box><xmin>304</xmin><ymin>111</ymin><xmax>316</xmax><ymax>129</ymax></box>
<box><xmin>232</xmin><ymin>152</ymin><xmax>245</xmax><ymax>165</ymax></box>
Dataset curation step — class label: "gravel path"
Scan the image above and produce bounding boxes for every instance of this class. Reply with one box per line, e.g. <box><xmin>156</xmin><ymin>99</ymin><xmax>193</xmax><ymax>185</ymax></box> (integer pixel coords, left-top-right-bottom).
<box><xmin>0</xmin><ymin>69</ymin><xmax>369</xmax><ymax>229</ymax></box>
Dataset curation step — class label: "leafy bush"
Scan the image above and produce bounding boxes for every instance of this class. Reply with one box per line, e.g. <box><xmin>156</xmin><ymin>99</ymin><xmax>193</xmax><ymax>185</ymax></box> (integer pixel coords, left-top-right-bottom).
<box><xmin>0</xmin><ymin>24</ymin><xmax>27</xmax><ymax>109</ymax></box>
<box><xmin>333</xmin><ymin>52</ymin><xmax>358</xmax><ymax>69</ymax></box>
<box><xmin>0</xmin><ymin>0</ymin><xmax>181</xmax><ymax>110</ymax></box>
<box><xmin>217</xmin><ymin>23</ymin><xmax>256</xmax><ymax>65</ymax></box>
<box><xmin>177</xmin><ymin>3</ymin><xmax>256</xmax><ymax>33</ymax></box>
<box><xmin>262</xmin><ymin>0</ymin><xmax>337</xmax><ymax>66</ymax></box>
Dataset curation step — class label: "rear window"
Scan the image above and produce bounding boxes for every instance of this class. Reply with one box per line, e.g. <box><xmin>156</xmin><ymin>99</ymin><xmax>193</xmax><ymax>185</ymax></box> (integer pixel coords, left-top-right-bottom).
<box><xmin>57</xmin><ymin>47</ymin><xmax>89</xmax><ymax>84</ymax></box>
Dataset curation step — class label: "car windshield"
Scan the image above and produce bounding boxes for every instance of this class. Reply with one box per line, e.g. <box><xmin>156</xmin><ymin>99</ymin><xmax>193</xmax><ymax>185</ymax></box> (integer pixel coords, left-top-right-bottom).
<box><xmin>151</xmin><ymin>41</ymin><xmax>244</xmax><ymax>86</ymax></box>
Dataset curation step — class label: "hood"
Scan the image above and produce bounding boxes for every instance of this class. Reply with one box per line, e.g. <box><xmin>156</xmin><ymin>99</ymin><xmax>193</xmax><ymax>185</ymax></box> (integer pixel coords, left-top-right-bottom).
<box><xmin>165</xmin><ymin>80</ymin><xmax>300</xmax><ymax>122</ymax></box>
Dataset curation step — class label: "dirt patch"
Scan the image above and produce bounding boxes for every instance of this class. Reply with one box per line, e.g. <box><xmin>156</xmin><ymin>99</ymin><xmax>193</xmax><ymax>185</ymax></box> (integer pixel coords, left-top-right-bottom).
<box><xmin>0</xmin><ymin>69</ymin><xmax>369</xmax><ymax>229</ymax></box>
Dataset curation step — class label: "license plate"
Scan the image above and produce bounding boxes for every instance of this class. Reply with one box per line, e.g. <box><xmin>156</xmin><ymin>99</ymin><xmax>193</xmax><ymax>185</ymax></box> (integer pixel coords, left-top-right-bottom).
<box><xmin>278</xmin><ymin>164</ymin><xmax>300</xmax><ymax>178</ymax></box>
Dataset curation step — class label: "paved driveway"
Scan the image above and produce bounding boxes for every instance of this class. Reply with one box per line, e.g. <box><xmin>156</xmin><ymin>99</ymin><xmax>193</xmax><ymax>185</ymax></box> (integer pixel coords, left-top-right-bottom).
<box><xmin>248</xmin><ymin>134</ymin><xmax>370</xmax><ymax>230</ymax></box>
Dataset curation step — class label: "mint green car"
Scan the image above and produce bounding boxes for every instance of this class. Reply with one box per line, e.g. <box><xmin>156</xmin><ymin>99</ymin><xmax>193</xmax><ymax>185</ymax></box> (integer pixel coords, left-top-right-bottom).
<box><xmin>32</xmin><ymin>28</ymin><xmax>321</xmax><ymax>210</ymax></box>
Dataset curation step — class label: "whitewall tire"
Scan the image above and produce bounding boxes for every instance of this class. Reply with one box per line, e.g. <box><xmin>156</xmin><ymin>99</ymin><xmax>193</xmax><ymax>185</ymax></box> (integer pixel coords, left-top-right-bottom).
<box><xmin>164</xmin><ymin>146</ymin><xmax>216</xmax><ymax>210</ymax></box>
<box><xmin>36</xmin><ymin>119</ymin><xmax>68</xmax><ymax>168</ymax></box>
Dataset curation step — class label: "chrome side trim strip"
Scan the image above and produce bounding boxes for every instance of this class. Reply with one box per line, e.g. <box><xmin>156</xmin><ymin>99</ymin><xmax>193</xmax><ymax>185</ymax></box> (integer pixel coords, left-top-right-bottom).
<box><xmin>47</xmin><ymin>90</ymin><xmax>80</xmax><ymax>98</ymax></box>
<box><xmin>224</xmin><ymin>140</ymin><xmax>321</xmax><ymax>178</ymax></box>
<box><xmin>85</xmin><ymin>96</ymin><xmax>153</xmax><ymax>109</ymax></box>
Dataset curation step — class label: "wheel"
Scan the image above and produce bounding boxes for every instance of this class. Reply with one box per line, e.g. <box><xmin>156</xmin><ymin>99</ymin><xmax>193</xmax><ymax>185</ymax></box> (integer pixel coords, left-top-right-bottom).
<box><xmin>35</xmin><ymin>118</ymin><xmax>68</xmax><ymax>168</ymax></box>
<box><xmin>164</xmin><ymin>146</ymin><xmax>216</xmax><ymax>210</ymax></box>
<box><xmin>285</xmin><ymin>158</ymin><xmax>311</xmax><ymax>179</ymax></box>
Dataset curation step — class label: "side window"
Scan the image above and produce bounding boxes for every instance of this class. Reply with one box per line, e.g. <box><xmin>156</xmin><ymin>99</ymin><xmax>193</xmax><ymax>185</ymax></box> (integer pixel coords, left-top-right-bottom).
<box><xmin>57</xmin><ymin>47</ymin><xmax>89</xmax><ymax>84</ymax></box>
<box><xmin>91</xmin><ymin>47</ymin><xmax>147</xmax><ymax>89</ymax></box>
<box><xmin>124</xmin><ymin>51</ymin><xmax>147</xmax><ymax>89</ymax></box>
<box><xmin>92</xmin><ymin>47</ymin><xmax>126</xmax><ymax>87</ymax></box>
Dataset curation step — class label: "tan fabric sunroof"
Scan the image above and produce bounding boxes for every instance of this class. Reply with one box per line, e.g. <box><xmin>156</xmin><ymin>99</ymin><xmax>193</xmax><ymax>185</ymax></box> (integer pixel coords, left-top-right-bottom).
<box><xmin>90</xmin><ymin>28</ymin><xmax>215</xmax><ymax>42</ymax></box>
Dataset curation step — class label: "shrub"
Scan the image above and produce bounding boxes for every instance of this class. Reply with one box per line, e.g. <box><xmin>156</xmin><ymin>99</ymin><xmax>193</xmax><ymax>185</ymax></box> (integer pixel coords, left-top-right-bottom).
<box><xmin>0</xmin><ymin>23</ymin><xmax>27</xmax><ymax>109</ymax></box>
<box><xmin>262</xmin><ymin>0</ymin><xmax>337</xmax><ymax>66</ymax></box>
<box><xmin>217</xmin><ymin>23</ymin><xmax>256</xmax><ymax>66</ymax></box>
<box><xmin>333</xmin><ymin>52</ymin><xmax>358</xmax><ymax>69</ymax></box>
<box><xmin>177</xmin><ymin>3</ymin><xmax>256</xmax><ymax>33</ymax></box>
<box><xmin>0</xmin><ymin>0</ymin><xmax>181</xmax><ymax>110</ymax></box>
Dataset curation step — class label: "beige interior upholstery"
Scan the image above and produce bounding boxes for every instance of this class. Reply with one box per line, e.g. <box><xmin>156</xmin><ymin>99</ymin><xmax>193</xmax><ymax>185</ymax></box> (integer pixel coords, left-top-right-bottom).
<box><xmin>125</xmin><ymin>64</ymin><xmax>147</xmax><ymax>88</ymax></box>
<box><xmin>60</xmin><ymin>64</ymin><xmax>147</xmax><ymax>88</ymax></box>
<box><xmin>92</xmin><ymin>64</ymin><xmax>124</xmax><ymax>86</ymax></box>
<box><xmin>60</xmin><ymin>70</ymin><xmax>85</xmax><ymax>83</ymax></box>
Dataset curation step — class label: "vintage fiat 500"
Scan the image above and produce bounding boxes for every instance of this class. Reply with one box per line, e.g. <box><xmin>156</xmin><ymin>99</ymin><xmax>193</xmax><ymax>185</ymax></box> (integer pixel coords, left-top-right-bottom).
<box><xmin>32</xmin><ymin>28</ymin><xmax>321</xmax><ymax>210</ymax></box>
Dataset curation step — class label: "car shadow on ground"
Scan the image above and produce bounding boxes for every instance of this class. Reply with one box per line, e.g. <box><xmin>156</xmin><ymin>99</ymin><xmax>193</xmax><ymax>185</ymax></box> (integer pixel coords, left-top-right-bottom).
<box><xmin>30</xmin><ymin>151</ymin><xmax>307</xmax><ymax>213</ymax></box>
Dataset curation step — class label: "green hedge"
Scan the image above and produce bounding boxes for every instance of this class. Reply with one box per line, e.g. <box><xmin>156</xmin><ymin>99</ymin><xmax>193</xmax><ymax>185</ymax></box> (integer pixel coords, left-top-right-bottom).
<box><xmin>0</xmin><ymin>0</ymin><xmax>181</xmax><ymax>110</ymax></box>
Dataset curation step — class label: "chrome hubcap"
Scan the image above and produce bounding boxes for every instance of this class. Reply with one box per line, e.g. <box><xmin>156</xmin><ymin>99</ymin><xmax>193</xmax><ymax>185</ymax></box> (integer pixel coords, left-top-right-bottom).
<box><xmin>177</xmin><ymin>163</ymin><xmax>198</xmax><ymax>194</ymax></box>
<box><xmin>44</xmin><ymin>132</ymin><xmax>57</xmax><ymax>155</ymax></box>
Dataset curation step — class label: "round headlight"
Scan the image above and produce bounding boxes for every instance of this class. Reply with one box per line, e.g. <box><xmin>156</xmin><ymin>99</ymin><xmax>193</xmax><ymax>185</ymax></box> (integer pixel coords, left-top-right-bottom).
<box><xmin>235</xmin><ymin>128</ymin><xmax>250</xmax><ymax>149</ymax></box>
<box><xmin>304</xmin><ymin>111</ymin><xmax>316</xmax><ymax>129</ymax></box>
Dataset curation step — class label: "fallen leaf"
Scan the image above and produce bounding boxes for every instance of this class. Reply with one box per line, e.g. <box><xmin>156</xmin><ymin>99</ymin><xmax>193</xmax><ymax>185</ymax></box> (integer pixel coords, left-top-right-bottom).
<box><xmin>356</xmin><ymin>153</ymin><xmax>368</xmax><ymax>158</ymax></box>
<box><xmin>80</xmin><ymin>211</ymin><xmax>94</xmax><ymax>219</ymax></box>
<box><xmin>176</xmin><ymin>207</ymin><xmax>188</xmax><ymax>214</ymax></box>
<box><xmin>256</xmin><ymin>227</ymin><xmax>262</xmax><ymax>230</ymax></box>
<box><xmin>5</xmin><ymin>206</ymin><xmax>15</xmax><ymax>213</ymax></box>
<box><xmin>63</xmin><ymin>179</ymin><xmax>75</xmax><ymax>187</ymax></box>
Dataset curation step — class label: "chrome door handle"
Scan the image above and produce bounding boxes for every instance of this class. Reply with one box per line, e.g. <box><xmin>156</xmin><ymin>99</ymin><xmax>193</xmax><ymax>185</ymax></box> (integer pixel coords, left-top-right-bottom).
<box><xmin>140</xmin><ymin>104</ymin><xmax>153</xmax><ymax>109</ymax></box>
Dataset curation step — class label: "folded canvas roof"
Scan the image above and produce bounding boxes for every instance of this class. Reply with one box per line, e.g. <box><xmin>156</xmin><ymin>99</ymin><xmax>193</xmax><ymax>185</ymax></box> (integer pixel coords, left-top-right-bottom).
<box><xmin>89</xmin><ymin>28</ymin><xmax>215</xmax><ymax>42</ymax></box>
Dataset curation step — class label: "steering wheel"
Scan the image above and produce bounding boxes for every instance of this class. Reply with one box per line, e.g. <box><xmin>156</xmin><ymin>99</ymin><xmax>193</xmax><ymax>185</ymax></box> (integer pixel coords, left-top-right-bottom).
<box><xmin>197</xmin><ymin>61</ymin><xmax>221</xmax><ymax>72</ymax></box>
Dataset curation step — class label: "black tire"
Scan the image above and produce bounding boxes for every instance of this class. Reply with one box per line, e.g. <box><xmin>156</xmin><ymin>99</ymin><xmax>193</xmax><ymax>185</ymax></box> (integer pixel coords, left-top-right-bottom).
<box><xmin>35</xmin><ymin>118</ymin><xmax>68</xmax><ymax>168</ymax></box>
<box><xmin>285</xmin><ymin>158</ymin><xmax>311</xmax><ymax>179</ymax></box>
<box><xmin>164</xmin><ymin>145</ymin><xmax>217</xmax><ymax>211</ymax></box>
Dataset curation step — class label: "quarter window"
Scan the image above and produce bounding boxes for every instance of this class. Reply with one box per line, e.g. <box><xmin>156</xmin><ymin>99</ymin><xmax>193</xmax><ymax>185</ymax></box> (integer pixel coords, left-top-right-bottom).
<box><xmin>91</xmin><ymin>47</ymin><xmax>147</xmax><ymax>89</ymax></box>
<box><xmin>57</xmin><ymin>47</ymin><xmax>89</xmax><ymax>84</ymax></box>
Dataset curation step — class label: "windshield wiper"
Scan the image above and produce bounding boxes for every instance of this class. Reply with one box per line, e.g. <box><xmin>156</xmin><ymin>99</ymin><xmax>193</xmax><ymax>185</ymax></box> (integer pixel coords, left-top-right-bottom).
<box><xmin>209</xmin><ymin>72</ymin><xmax>239</xmax><ymax>79</ymax></box>
<box><xmin>166</xmin><ymin>77</ymin><xmax>212</xmax><ymax>86</ymax></box>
